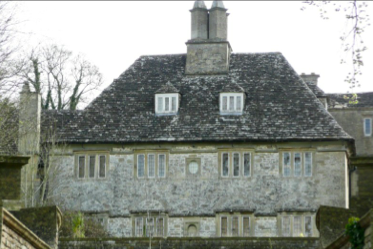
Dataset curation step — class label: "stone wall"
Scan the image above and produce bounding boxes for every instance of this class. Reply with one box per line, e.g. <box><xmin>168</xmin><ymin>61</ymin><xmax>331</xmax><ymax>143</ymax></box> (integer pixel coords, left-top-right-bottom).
<box><xmin>329</xmin><ymin>108</ymin><xmax>373</xmax><ymax>156</ymax></box>
<box><xmin>59</xmin><ymin>237</ymin><xmax>320</xmax><ymax>249</ymax></box>
<box><xmin>1</xmin><ymin>223</ymin><xmax>37</xmax><ymax>249</ymax></box>
<box><xmin>49</xmin><ymin>142</ymin><xmax>349</xmax><ymax>237</ymax></box>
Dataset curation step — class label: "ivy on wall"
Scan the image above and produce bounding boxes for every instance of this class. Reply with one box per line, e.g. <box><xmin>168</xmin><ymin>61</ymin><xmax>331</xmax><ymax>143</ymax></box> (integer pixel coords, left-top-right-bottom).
<box><xmin>345</xmin><ymin>217</ymin><xmax>365</xmax><ymax>249</ymax></box>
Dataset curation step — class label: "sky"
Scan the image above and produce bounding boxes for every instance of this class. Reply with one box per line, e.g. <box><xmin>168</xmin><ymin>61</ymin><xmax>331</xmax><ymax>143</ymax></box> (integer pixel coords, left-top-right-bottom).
<box><xmin>14</xmin><ymin>1</ymin><xmax>373</xmax><ymax>105</ymax></box>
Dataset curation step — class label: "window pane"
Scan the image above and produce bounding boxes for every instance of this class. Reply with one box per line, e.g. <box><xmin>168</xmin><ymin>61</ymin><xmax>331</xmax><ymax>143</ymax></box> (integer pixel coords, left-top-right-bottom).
<box><xmin>244</xmin><ymin>153</ymin><xmax>251</xmax><ymax>176</ymax></box>
<box><xmin>99</xmin><ymin>156</ymin><xmax>106</xmax><ymax>178</ymax></box>
<box><xmin>232</xmin><ymin>217</ymin><xmax>239</xmax><ymax>236</ymax></box>
<box><xmin>78</xmin><ymin>156</ymin><xmax>85</xmax><ymax>178</ymax></box>
<box><xmin>156</xmin><ymin>218</ymin><xmax>164</xmax><ymax>237</ymax></box>
<box><xmin>236</xmin><ymin>96</ymin><xmax>242</xmax><ymax>111</ymax></box>
<box><xmin>222</xmin><ymin>153</ymin><xmax>229</xmax><ymax>176</ymax></box>
<box><xmin>365</xmin><ymin>119</ymin><xmax>371</xmax><ymax>135</ymax></box>
<box><xmin>293</xmin><ymin>216</ymin><xmax>302</xmax><ymax>237</ymax></box>
<box><xmin>221</xmin><ymin>217</ymin><xmax>228</xmax><ymax>237</ymax></box>
<box><xmin>243</xmin><ymin>217</ymin><xmax>250</xmax><ymax>236</ymax></box>
<box><xmin>233</xmin><ymin>153</ymin><xmax>240</xmax><ymax>177</ymax></box>
<box><xmin>294</xmin><ymin>153</ymin><xmax>301</xmax><ymax>177</ymax></box>
<box><xmin>148</xmin><ymin>155</ymin><xmax>155</xmax><ymax>178</ymax></box>
<box><xmin>282</xmin><ymin>216</ymin><xmax>290</xmax><ymax>237</ymax></box>
<box><xmin>222</xmin><ymin>96</ymin><xmax>228</xmax><ymax>111</ymax></box>
<box><xmin>146</xmin><ymin>217</ymin><xmax>154</xmax><ymax>237</ymax></box>
<box><xmin>135</xmin><ymin>217</ymin><xmax>143</xmax><ymax>237</ymax></box>
<box><xmin>89</xmin><ymin>155</ymin><xmax>95</xmax><ymax>178</ymax></box>
<box><xmin>305</xmin><ymin>216</ymin><xmax>312</xmax><ymax>237</ymax></box>
<box><xmin>229</xmin><ymin>96</ymin><xmax>234</xmax><ymax>111</ymax></box>
<box><xmin>305</xmin><ymin>153</ymin><xmax>312</xmax><ymax>177</ymax></box>
<box><xmin>157</xmin><ymin>97</ymin><xmax>163</xmax><ymax>112</ymax></box>
<box><xmin>283</xmin><ymin>152</ymin><xmax>291</xmax><ymax>177</ymax></box>
<box><xmin>171</xmin><ymin>97</ymin><xmax>177</xmax><ymax>112</ymax></box>
<box><xmin>165</xmin><ymin>97</ymin><xmax>170</xmax><ymax>111</ymax></box>
<box><xmin>138</xmin><ymin>155</ymin><xmax>145</xmax><ymax>178</ymax></box>
<box><xmin>159</xmin><ymin>154</ymin><xmax>166</xmax><ymax>177</ymax></box>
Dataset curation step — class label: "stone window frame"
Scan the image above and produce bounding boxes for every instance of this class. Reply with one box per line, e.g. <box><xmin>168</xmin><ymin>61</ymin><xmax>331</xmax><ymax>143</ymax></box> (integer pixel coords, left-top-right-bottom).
<box><xmin>134</xmin><ymin>151</ymin><xmax>169</xmax><ymax>179</ymax></box>
<box><xmin>183</xmin><ymin>218</ymin><xmax>201</xmax><ymax>237</ymax></box>
<box><xmin>75</xmin><ymin>152</ymin><xmax>109</xmax><ymax>180</ymax></box>
<box><xmin>132</xmin><ymin>213</ymin><xmax>168</xmax><ymax>238</ymax></box>
<box><xmin>219</xmin><ymin>93</ymin><xmax>245</xmax><ymax>115</ymax></box>
<box><xmin>218</xmin><ymin>150</ymin><xmax>254</xmax><ymax>178</ymax></box>
<box><xmin>217</xmin><ymin>212</ymin><xmax>254</xmax><ymax>237</ymax></box>
<box><xmin>185</xmin><ymin>157</ymin><xmax>202</xmax><ymax>177</ymax></box>
<box><xmin>155</xmin><ymin>93</ymin><xmax>180</xmax><ymax>116</ymax></box>
<box><xmin>279</xmin><ymin>213</ymin><xmax>315</xmax><ymax>237</ymax></box>
<box><xmin>280</xmin><ymin>151</ymin><xmax>314</xmax><ymax>178</ymax></box>
<box><xmin>364</xmin><ymin>118</ymin><xmax>372</xmax><ymax>137</ymax></box>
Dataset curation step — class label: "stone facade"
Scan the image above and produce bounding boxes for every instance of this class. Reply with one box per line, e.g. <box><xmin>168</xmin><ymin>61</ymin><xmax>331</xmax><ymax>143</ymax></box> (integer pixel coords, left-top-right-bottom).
<box><xmin>48</xmin><ymin>141</ymin><xmax>349</xmax><ymax>238</ymax></box>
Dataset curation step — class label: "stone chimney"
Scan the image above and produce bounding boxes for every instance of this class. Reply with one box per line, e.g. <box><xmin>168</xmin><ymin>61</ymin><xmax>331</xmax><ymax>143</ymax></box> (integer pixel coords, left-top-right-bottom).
<box><xmin>185</xmin><ymin>0</ymin><xmax>232</xmax><ymax>75</ymax></box>
<box><xmin>191</xmin><ymin>0</ymin><xmax>208</xmax><ymax>40</ymax></box>
<box><xmin>18</xmin><ymin>82</ymin><xmax>41</xmax><ymax>155</ymax></box>
<box><xmin>300</xmin><ymin>73</ymin><xmax>320</xmax><ymax>86</ymax></box>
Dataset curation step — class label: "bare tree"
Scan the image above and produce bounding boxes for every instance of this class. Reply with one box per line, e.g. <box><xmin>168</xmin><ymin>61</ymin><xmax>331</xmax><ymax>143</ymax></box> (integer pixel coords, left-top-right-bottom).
<box><xmin>18</xmin><ymin>44</ymin><xmax>103</xmax><ymax>110</ymax></box>
<box><xmin>302</xmin><ymin>1</ymin><xmax>370</xmax><ymax>90</ymax></box>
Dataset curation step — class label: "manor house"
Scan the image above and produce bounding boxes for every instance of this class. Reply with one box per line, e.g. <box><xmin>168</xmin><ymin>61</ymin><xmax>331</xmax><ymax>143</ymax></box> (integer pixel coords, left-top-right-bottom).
<box><xmin>16</xmin><ymin>1</ymin><xmax>357</xmax><ymax>239</ymax></box>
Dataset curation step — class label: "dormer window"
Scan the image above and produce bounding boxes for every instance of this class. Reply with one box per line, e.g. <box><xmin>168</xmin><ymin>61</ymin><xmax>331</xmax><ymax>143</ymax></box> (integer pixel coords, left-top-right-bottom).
<box><xmin>220</xmin><ymin>93</ymin><xmax>244</xmax><ymax>115</ymax></box>
<box><xmin>155</xmin><ymin>93</ymin><xmax>179</xmax><ymax>115</ymax></box>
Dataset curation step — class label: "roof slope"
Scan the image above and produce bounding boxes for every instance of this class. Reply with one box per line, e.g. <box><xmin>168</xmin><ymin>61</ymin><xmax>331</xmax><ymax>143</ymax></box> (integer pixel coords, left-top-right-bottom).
<box><xmin>328</xmin><ymin>92</ymin><xmax>373</xmax><ymax>108</ymax></box>
<box><xmin>57</xmin><ymin>53</ymin><xmax>352</xmax><ymax>143</ymax></box>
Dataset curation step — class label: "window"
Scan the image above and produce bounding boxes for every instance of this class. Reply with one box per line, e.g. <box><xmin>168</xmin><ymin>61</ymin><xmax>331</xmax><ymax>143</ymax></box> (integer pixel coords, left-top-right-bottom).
<box><xmin>220</xmin><ymin>93</ymin><xmax>245</xmax><ymax>114</ymax></box>
<box><xmin>158</xmin><ymin>154</ymin><xmax>166</xmax><ymax>178</ymax></box>
<box><xmin>136</xmin><ymin>152</ymin><xmax>168</xmax><ymax>179</ymax></box>
<box><xmin>364</xmin><ymin>118</ymin><xmax>372</xmax><ymax>136</ymax></box>
<box><xmin>135</xmin><ymin>217</ymin><xmax>144</xmax><ymax>237</ymax></box>
<box><xmin>137</xmin><ymin>155</ymin><xmax>145</xmax><ymax>178</ymax></box>
<box><xmin>89</xmin><ymin>156</ymin><xmax>95</xmax><ymax>178</ymax></box>
<box><xmin>220</xmin><ymin>151</ymin><xmax>252</xmax><ymax>177</ymax></box>
<box><xmin>281</xmin><ymin>215</ymin><xmax>314</xmax><ymax>237</ymax></box>
<box><xmin>155</xmin><ymin>94</ymin><xmax>179</xmax><ymax>115</ymax></box>
<box><xmin>78</xmin><ymin>156</ymin><xmax>85</xmax><ymax>178</ymax></box>
<box><xmin>221</xmin><ymin>217</ymin><xmax>228</xmax><ymax>237</ymax></box>
<box><xmin>282</xmin><ymin>152</ymin><xmax>313</xmax><ymax>177</ymax></box>
<box><xmin>222</xmin><ymin>153</ymin><xmax>229</xmax><ymax>177</ymax></box>
<box><xmin>76</xmin><ymin>153</ymin><xmax>109</xmax><ymax>179</ymax></box>
<box><xmin>134</xmin><ymin>215</ymin><xmax>167</xmax><ymax>237</ymax></box>
<box><xmin>232</xmin><ymin>216</ymin><xmax>239</xmax><ymax>236</ymax></box>
<box><xmin>148</xmin><ymin>154</ymin><xmax>155</xmax><ymax>178</ymax></box>
<box><xmin>282</xmin><ymin>216</ymin><xmax>291</xmax><ymax>237</ymax></box>
<box><xmin>99</xmin><ymin>155</ymin><xmax>106</xmax><ymax>178</ymax></box>
<box><xmin>243</xmin><ymin>217</ymin><xmax>250</xmax><ymax>236</ymax></box>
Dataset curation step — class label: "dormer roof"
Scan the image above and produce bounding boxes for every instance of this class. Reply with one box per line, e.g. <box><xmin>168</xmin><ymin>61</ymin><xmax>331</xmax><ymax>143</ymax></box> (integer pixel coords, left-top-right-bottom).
<box><xmin>156</xmin><ymin>81</ymin><xmax>180</xmax><ymax>94</ymax></box>
<box><xmin>221</xmin><ymin>82</ymin><xmax>245</xmax><ymax>93</ymax></box>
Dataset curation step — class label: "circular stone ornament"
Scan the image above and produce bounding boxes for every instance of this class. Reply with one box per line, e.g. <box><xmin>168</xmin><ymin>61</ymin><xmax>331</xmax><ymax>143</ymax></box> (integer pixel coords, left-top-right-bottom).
<box><xmin>188</xmin><ymin>161</ymin><xmax>199</xmax><ymax>174</ymax></box>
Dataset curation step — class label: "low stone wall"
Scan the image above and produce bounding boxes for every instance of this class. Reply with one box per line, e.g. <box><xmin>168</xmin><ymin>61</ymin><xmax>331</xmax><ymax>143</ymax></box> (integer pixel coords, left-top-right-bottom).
<box><xmin>59</xmin><ymin>237</ymin><xmax>320</xmax><ymax>249</ymax></box>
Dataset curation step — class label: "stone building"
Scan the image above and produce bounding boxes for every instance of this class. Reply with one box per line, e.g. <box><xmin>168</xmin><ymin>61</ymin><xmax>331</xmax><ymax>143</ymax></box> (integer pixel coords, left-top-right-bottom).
<box><xmin>7</xmin><ymin>0</ymin><xmax>368</xmax><ymax>242</ymax></box>
<box><xmin>30</xmin><ymin>0</ymin><xmax>355</xmax><ymax>239</ymax></box>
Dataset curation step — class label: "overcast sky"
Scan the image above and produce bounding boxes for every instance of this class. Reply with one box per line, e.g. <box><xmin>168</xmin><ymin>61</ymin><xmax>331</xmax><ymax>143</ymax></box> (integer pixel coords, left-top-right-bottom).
<box><xmin>15</xmin><ymin>1</ymin><xmax>373</xmax><ymax>103</ymax></box>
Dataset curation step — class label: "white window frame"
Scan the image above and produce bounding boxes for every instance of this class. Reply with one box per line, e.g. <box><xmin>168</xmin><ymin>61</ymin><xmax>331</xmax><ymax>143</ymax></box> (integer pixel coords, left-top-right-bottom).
<box><xmin>283</xmin><ymin>152</ymin><xmax>291</xmax><ymax>177</ymax></box>
<box><xmin>231</xmin><ymin>216</ymin><xmax>239</xmax><ymax>237</ymax></box>
<box><xmin>135</xmin><ymin>217</ymin><xmax>144</xmax><ymax>237</ymax></box>
<box><xmin>78</xmin><ymin>155</ymin><xmax>86</xmax><ymax>179</ymax></box>
<box><xmin>232</xmin><ymin>152</ymin><xmax>240</xmax><ymax>178</ymax></box>
<box><xmin>364</xmin><ymin>118</ymin><xmax>372</xmax><ymax>136</ymax></box>
<box><xmin>155</xmin><ymin>93</ymin><xmax>179</xmax><ymax>115</ymax></box>
<box><xmin>304</xmin><ymin>215</ymin><xmax>313</xmax><ymax>237</ymax></box>
<box><xmin>220</xmin><ymin>93</ymin><xmax>244</xmax><ymax>115</ymax></box>
<box><xmin>220</xmin><ymin>216</ymin><xmax>229</xmax><ymax>237</ymax></box>
<box><xmin>156</xmin><ymin>217</ymin><xmax>164</xmax><ymax>237</ymax></box>
<box><xmin>158</xmin><ymin>154</ymin><xmax>166</xmax><ymax>178</ymax></box>
<box><xmin>282</xmin><ymin>216</ymin><xmax>291</xmax><ymax>237</ymax></box>
<box><xmin>294</xmin><ymin>153</ymin><xmax>302</xmax><ymax>177</ymax></box>
<box><xmin>88</xmin><ymin>155</ymin><xmax>96</xmax><ymax>179</ymax></box>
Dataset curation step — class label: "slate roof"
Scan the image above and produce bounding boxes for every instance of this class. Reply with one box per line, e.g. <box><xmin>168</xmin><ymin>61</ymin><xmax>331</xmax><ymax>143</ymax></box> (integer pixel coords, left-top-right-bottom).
<box><xmin>328</xmin><ymin>92</ymin><xmax>373</xmax><ymax>108</ymax></box>
<box><xmin>305</xmin><ymin>82</ymin><xmax>326</xmax><ymax>97</ymax></box>
<box><xmin>55</xmin><ymin>52</ymin><xmax>352</xmax><ymax>144</ymax></box>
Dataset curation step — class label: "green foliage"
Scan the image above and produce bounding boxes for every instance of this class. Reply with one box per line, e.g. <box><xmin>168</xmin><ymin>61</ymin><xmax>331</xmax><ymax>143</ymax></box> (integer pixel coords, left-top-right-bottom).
<box><xmin>345</xmin><ymin>217</ymin><xmax>365</xmax><ymax>249</ymax></box>
<box><xmin>343</xmin><ymin>93</ymin><xmax>359</xmax><ymax>105</ymax></box>
<box><xmin>59</xmin><ymin>211</ymin><xmax>109</xmax><ymax>238</ymax></box>
<box><xmin>72</xmin><ymin>212</ymin><xmax>85</xmax><ymax>238</ymax></box>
